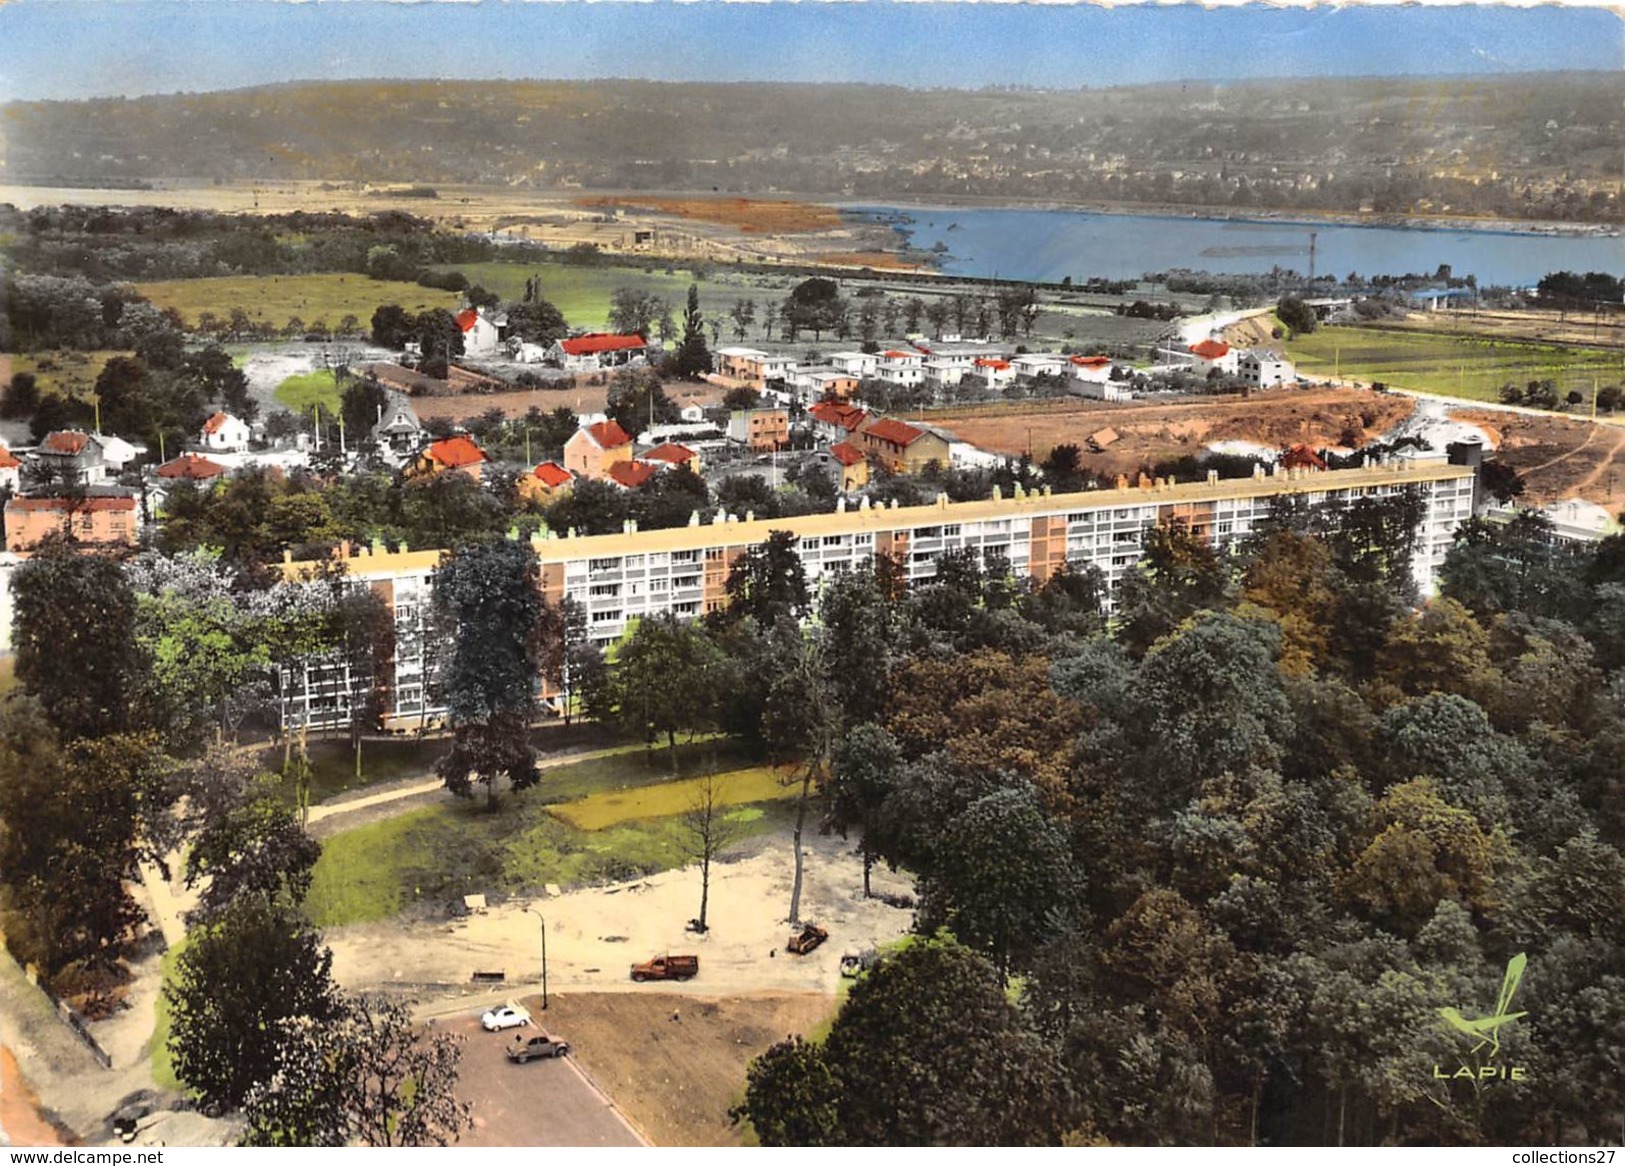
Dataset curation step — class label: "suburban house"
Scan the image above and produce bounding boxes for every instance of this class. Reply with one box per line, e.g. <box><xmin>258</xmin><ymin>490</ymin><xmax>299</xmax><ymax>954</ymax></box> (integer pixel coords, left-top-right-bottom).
<box><xmin>34</xmin><ymin>431</ymin><xmax>110</xmax><ymax>486</ymax></box>
<box><xmin>858</xmin><ymin>416</ymin><xmax>952</xmax><ymax>474</ymax></box>
<box><xmin>5</xmin><ymin>493</ymin><xmax>139</xmax><ymax>553</ymax></box>
<box><xmin>1074</xmin><ymin>378</ymin><xmax>1133</xmax><ymax>403</ymax></box>
<box><xmin>829</xmin><ymin>351</ymin><xmax>878</xmax><ymax>380</ymax></box>
<box><xmin>808</xmin><ymin>400</ymin><xmax>868</xmax><ymax>446</ymax></box>
<box><xmin>1188</xmin><ymin>338</ymin><xmax>1239</xmax><ymax>377</ymax></box>
<box><xmin>370</xmin><ymin>395</ymin><xmax>426</xmax><ymax>458</ymax></box>
<box><xmin>406</xmin><ymin>434</ymin><xmax>489</xmax><ymax>483</ymax></box>
<box><xmin>456</xmin><ymin>308</ymin><xmax>503</xmax><ymax>356</ymax></box>
<box><xmin>876</xmin><ymin>350</ymin><xmax>925</xmax><ymax>387</ymax></box>
<box><xmin>1012</xmin><ymin>354</ymin><xmax>1067</xmax><ymax>381</ymax></box>
<box><xmin>727</xmin><ymin>407</ymin><xmax>791</xmax><ymax>452</ymax></box>
<box><xmin>788</xmin><ymin>366</ymin><xmax>859</xmax><ymax>404</ymax></box>
<box><xmin>716</xmin><ymin>347</ymin><xmax>797</xmax><ymax>389</ymax></box>
<box><xmin>641</xmin><ymin>442</ymin><xmax>702</xmax><ymax>475</ymax></box>
<box><xmin>1069</xmin><ymin>354</ymin><xmax>1115</xmax><ymax>384</ymax></box>
<box><xmin>200</xmin><ymin>411</ymin><xmax>251</xmax><ymax>453</ymax></box>
<box><xmin>156</xmin><ymin>453</ymin><xmax>229</xmax><ymax>483</ymax></box>
<box><xmin>923</xmin><ymin>360</ymin><xmax>969</xmax><ymax>391</ymax></box>
<box><xmin>1238</xmin><ymin>350</ymin><xmax>1295</xmax><ymax>387</ymax></box>
<box><xmin>550</xmin><ymin>333</ymin><xmax>648</xmax><ymax>371</ymax></box>
<box><xmin>829</xmin><ymin>440</ymin><xmax>870</xmax><ymax>493</ymax></box>
<box><xmin>0</xmin><ymin>448</ymin><xmax>20</xmax><ymax>495</ymax></box>
<box><xmin>606</xmin><ymin>460</ymin><xmax>661</xmax><ymax>490</ymax></box>
<box><xmin>517</xmin><ymin>461</ymin><xmax>574</xmax><ymax>506</ymax></box>
<box><xmin>973</xmin><ymin>357</ymin><xmax>1017</xmax><ymax>391</ymax></box>
<box><xmin>564</xmin><ymin>420</ymin><xmax>635</xmax><ymax>480</ymax></box>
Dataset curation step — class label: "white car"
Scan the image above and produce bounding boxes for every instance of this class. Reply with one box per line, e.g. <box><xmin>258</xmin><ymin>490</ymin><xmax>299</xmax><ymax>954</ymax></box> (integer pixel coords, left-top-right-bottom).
<box><xmin>480</xmin><ymin>1002</ymin><xmax>532</xmax><ymax>1032</ymax></box>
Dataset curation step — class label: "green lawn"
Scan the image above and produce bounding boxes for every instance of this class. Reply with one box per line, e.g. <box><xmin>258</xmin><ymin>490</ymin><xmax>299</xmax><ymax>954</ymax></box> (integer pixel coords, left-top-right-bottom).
<box><xmin>273</xmin><ymin>368</ymin><xmax>342</xmax><ymax>416</ymax></box>
<box><xmin>1287</xmin><ymin>326</ymin><xmax>1625</xmax><ymax>405</ymax></box>
<box><xmin>304</xmin><ymin>761</ymin><xmax>794</xmax><ymax>929</ymax></box>
<box><xmin>6</xmin><ymin>349</ymin><xmax>127</xmax><ymax>400</ymax></box>
<box><xmin>550</xmin><ymin>764</ymin><xmax>794</xmax><ymax>830</ymax></box>
<box><xmin>134</xmin><ymin>273</ymin><xmax>461</xmax><ymax>332</ymax></box>
<box><xmin>148</xmin><ymin>941</ymin><xmax>185</xmax><ymax>1093</ymax></box>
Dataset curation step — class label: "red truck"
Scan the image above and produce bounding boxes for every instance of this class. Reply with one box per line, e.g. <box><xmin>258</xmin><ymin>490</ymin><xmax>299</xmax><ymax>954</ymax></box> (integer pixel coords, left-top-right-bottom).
<box><xmin>630</xmin><ymin>954</ymin><xmax>699</xmax><ymax>982</ymax></box>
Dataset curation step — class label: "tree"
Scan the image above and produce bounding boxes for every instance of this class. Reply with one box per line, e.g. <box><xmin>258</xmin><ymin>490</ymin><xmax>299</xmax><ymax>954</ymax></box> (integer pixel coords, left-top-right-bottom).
<box><xmin>414</xmin><ymin>308</ymin><xmax>464</xmax><ymax>362</ymax></box>
<box><xmin>184</xmin><ymin>787</ymin><xmax>321</xmax><ymax>921</ymax></box>
<box><xmin>611</xmin><ymin>613</ymin><xmax>724</xmax><ymax>768</ymax></box>
<box><xmin>729</xmin><ymin>298</ymin><xmax>757</xmax><ymax>341</ymax></box>
<box><xmin>166</xmin><ymin>892</ymin><xmax>342</xmax><ymax>1110</ymax></box>
<box><xmin>723</xmin><ymin>384</ymin><xmax>762</xmax><ymax>412</ymax></box>
<box><xmin>432</xmin><ymin>541</ymin><xmax>542</xmax><ymax>808</ymax></box>
<box><xmin>340</xmin><ymin>378</ymin><xmax>389</xmax><ymax>444</ymax></box>
<box><xmin>677</xmin><ymin>772</ymin><xmax>745</xmax><ymax>933</ymax></box>
<box><xmin>723</xmin><ymin>530</ymin><xmax>811</xmax><ymax>627</ymax></box>
<box><xmin>1113</xmin><ymin>521</ymin><xmax>1232</xmax><ymax>657</ymax></box>
<box><xmin>785</xmin><ymin>277</ymin><xmax>845</xmax><ymax>341</ymax></box>
<box><xmin>605</xmin><ymin>367</ymin><xmax>678</xmax><ymax>440</ymax></box>
<box><xmin>672</xmin><ymin>284</ymin><xmax>713</xmax><ymax>378</ymax></box>
<box><xmin>242</xmin><ymin>994</ymin><xmax>473</xmax><ymax>1147</ymax></box>
<box><xmin>824</xmin><ymin>723</ymin><xmax>902</xmax><ymax>897</ymax></box>
<box><xmin>608</xmin><ymin>287</ymin><xmax>662</xmax><ymax>337</ymax></box>
<box><xmin>1277</xmin><ymin>296</ymin><xmax>1317</xmax><ymax>335</ymax></box>
<box><xmin>369</xmin><ymin>304</ymin><xmax>413</xmax><ymax>349</ymax></box>
<box><xmin>731</xmin><ymin>1036</ymin><xmax>841</xmax><ymax>1146</ymax></box>
<box><xmin>13</xmin><ymin>542</ymin><xmax>146</xmax><ymax>740</ymax></box>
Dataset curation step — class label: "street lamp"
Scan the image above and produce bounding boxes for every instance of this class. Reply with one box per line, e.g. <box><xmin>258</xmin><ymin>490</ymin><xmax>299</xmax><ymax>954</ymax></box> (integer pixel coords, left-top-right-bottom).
<box><xmin>524</xmin><ymin>906</ymin><xmax>549</xmax><ymax>1010</ymax></box>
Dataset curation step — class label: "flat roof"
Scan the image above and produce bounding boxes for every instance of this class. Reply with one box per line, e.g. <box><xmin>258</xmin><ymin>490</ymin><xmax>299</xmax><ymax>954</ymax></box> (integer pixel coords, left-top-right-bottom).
<box><xmin>284</xmin><ymin>460</ymin><xmax>1473</xmax><ymax>581</ymax></box>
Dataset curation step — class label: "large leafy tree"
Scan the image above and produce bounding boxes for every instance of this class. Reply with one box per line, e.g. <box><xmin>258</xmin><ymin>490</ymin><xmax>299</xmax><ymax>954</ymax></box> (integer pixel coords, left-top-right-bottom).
<box><xmin>184</xmin><ymin>785</ymin><xmax>321</xmax><ymax>921</ymax></box>
<box><xmin>1114</xmin><ymin>522</ymin><xmax>1232</xmax><ymax>657</ymax></box>
<box><xmin>166</xmin><ymin>892</ymin><xmax>342</xmax><ymax>1110</ymax></box>
<box><xmin>610</xmin><ymin>612</ymin><xmax>725</xmax><ymax>769</ymax></box>
<box><xmin>242</xmin><ymin>994</ymin><xmax>472</xmax><ymax>1147</ymax></box>
<box><xmin>723</xmin><ymin>530</ymin><xmax>810</xmax><ymax>628</ymax></box>
<box><xmin>432</xmin><ymin>541</ymin><xmax>542</xmax><ymax>807</ymax></box>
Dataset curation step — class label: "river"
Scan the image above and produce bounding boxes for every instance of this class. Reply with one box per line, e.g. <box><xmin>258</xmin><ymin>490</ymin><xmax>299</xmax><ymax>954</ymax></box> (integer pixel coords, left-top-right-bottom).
<box><xmin>846</xmin><ymin>205</ymin><xmax>1623</xmax><ymax>288</ymax></box>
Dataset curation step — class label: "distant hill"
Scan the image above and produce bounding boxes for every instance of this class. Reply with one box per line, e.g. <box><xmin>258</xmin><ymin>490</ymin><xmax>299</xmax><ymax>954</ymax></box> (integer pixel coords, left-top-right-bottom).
<box><xmin>2</xmin><ymin>74</ymin><xmax>1620</xmax><ymax>221</ymax></box>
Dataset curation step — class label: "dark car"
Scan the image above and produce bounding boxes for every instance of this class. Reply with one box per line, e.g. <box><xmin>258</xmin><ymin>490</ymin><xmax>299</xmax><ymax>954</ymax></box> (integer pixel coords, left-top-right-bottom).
<box><xmin>506</xmin><ymin>1030</ymin><xmax>571</xmax><ymax>1063</ymax></box>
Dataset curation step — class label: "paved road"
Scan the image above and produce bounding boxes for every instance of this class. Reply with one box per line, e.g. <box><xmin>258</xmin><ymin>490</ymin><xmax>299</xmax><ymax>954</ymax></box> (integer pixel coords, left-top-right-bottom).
<box><xmin>444</xmin><ymin>1015</ymin><xmax>646</xmax><ymax>1147</ymax></box>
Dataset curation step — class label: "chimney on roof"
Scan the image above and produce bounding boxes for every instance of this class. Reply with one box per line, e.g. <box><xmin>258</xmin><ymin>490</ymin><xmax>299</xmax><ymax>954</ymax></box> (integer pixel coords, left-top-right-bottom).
<box><xmin>689</xmin><ymin>510</ymin><xmax>701</xmax><ymax>526</ymax></box>
<box><xmin>371</xmin><ymin>538</ymin><xmax>385</xmax><ymax>555</ymax></box>
<box><xmin>1207</xmin><ymin>470</ymin><xmax>1219</xmax><ymax>485</ymax></box>
<box><xmin>283</xmin><ymin>549</ymin><xmax>293</xmax><ymax>565</ymax></box>
<box><xmin>1253</xmin><ymin>464</ymin><xmax>1266</xmax><ymax>480</ymax></box>
<box><xmin>1013</xmin><ymin>483</ymin><xmax>1025</xmax><ymax>499</ymax></box>
<box><xmin>400</xmin><ymin>542</ymin><xmax>409</xmax><ymax>553</ymax></box>
<box><xmin>992</xmin><ymin>485</ymin><xmax>1003</xmax><ymax>501</ymax></box>
<box><xmin>745</xmin><ymin>510</ymin><xmax>755</xmax><ymax>523</ymax></box>
<box><xmin>339</xmin><ymin>540</ymin><xmax>352</xmax><ymax>559</ymax></box>
<box><xmin>937</xmin><ymin>493</ymin><xmax>948</xmax><ymax>508</ymax></box>
<box><xmin>836</xmin><ymin>497</ymin><xmax>847</xmax><ymax>513</ymax></box>
<box><xmin>860</xmin><ymin>497</ymin><xmax>871</xmax><ymax>510</ymax></box>
<box><xmin>1115</xmin><ymin>474</ymin><xmax>1129</xmax><ymax>490</ymax></box>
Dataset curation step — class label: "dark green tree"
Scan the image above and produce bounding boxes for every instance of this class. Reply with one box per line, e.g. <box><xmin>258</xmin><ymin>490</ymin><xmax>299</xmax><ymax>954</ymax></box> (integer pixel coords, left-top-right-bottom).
<box><xmin>672</xmin><ymin>284</ymin><xmax>713</xmax><ymax>378</ymax></box>
<box><xmin>723</xmin><ymin>530</ymin><xmax>811</xmax><ymax>628</ymax></box>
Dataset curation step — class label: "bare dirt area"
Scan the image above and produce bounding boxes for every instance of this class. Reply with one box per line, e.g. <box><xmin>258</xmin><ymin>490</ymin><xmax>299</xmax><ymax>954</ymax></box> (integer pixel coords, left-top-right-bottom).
<box><xmin>327</xmin><ymin>830</ymin><xmax>914</xmax><ymax>997</ymax></box>
<box><xmin>941</xmin><ymin>387</ymin><xmax>1416</xmax><ymax>476</ymax></box>
<box><xmin>1451</xmin><ymin>406</ymin><xmax>1625</xmax><ymax>512</ymax></box>
<box><xmin>574</xmin><ymin>196</ymin><xmax>844</xmax><ymax>236</ymax></box>
<box><xmin>501</xmin><ymin>990</ymin><xmax>835</xmax><ymax>1146</ymax></box>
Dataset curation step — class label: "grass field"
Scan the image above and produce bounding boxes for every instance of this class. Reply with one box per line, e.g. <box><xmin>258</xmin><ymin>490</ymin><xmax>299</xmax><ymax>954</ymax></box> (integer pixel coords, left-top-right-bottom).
<box><xmin>305</xmin><ymin>770</ymin><xmax>793</xmax><ymax>929</ymax></box>
<box><xmin>134</xmin><ymin>273</ymin><xmax>460</xmax><ymax>331</ymax></box>
<box><xmin>148</xmin><ymin>942</ymin><xmax>184</xmax><ymax>1093</ymax></box>
<box><xmin>5</xmin><ymin>349</ymin><xmax>126</xmax><ymax>400</ymax></box>
<box><xmin>550</xmin><ymin>764</ymin><xmax>794</xmax><ymax>830</ymax></box>
<box><xmin>1287</xmin><ymin>326</ymin><xmax>1625</xmax><ymax>404</ymax></box>
<box><xmin>273</xmin><ymin>368</ymin><xmax>341</xmax><ymax>416</ymax></box>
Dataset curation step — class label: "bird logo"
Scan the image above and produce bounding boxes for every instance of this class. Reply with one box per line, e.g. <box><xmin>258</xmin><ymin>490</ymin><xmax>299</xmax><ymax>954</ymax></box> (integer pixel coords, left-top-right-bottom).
<box><xmin>1438</xmin><ymin>952</ymin><xmax>1527</xmax><ymax>1060</ymax></box>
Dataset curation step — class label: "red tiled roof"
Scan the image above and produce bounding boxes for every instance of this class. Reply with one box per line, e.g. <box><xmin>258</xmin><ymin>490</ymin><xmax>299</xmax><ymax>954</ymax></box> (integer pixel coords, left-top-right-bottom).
<box><xmin>201</xmin><ymin>411</ymin><xmax>234</xmax><ymax>435</ymax></box>
<box><xmin>1280</xmin><ymin>444</ymin><xmax>1328</xmax><ymax>471</ymax></box>
<box><xmin>42</xmin><ymin>431</ymin><xmax>91</xmax><ymax>455</ymax></box>
<box><xmin>456</xmin><ymin>309</ymin><xmax>481</xmax><ymax>333</ymax></box>
<box><xmin>531</xmin><ymin>461</ymin><xmax>572</xmax><ymax>487</ymax></box>
<box><xmin>1070</xmin><ymin>355</ymin><xmax>1112</xmax><ymax>367</ymax></box>
<box><xmin>560</xmin><ymin>333</ymin><xmax>646</xmax><ymax>357</ymax></box>
<box><xmin>156</xmin><ymin>453</ymin><xmax>227</xmax><ymax>480</ymax></box>
<box><xmin>863</xmin><ymin>417</ymin><xmax>928</xmax><ymax>446</ymax></box>
<box><xmin>426</xmin><ymin>435</ymin><xmax>488</xmax><ymax>469</ymax></box>
<box><xmin>975</xmin><ymin>358</ymin><xmax>1011</xmax><ymax>370</ymax></box>
<box><xmin>830</xmin><ymin>441</ymin><xmax>866</xmax><ymax>467</ymax></box>
<box><xmin>881</xmin><ymin>350</ymin><xmax>915</xmax><ymax>360</ymax></box>
<box><xmin>7</xmin><ymin>494</ymin><xmax>135</xmax><ymax>513</ymax></box>
<box><xmin>808</xmin><ymin>402</ymin><xmax>866</xmax><ymax>431</ymax></box>
<box><xmin>0</xmin><ymin>448</ymin><xmax>20</xmax><ymax>470</ymax></box>
<box><xmin>1190</xmin><ymin>339</ymin><xmax>1231</xmax><ymax>360</ymax></box>
<box><xmin>584</xmin><ymin>420</ymin><xmax>632</xmax><ymax>449</ymax></box>
<box><xmin>642</xmin><ymin>443</ymin><xmax>696</xmax><ymax>466</ymax></box>
<box><xmin>606</xmin><ymin>460</ymin><xmax>660</xmax><ymax>489</ymax></box>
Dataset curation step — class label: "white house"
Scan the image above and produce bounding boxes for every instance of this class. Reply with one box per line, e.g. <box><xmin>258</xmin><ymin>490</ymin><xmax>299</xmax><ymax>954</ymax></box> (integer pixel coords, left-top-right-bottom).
<box><xmin>716</xmin><ymin>347</ymin><xmax>797</xmax><ymax>388</ymax></box>
<box><xmin>200</xmin><ymin>410</ymin><xmax>252</xmax><ymax>453</ymax></box>
<box><xmin>549</xmin><ymin>333</ymin><xmax>649</xmax><ymax>371</ymax></box>
<box><xmin>1238</xmin><ymin>350</ymin><xmax>1295</xmax><ymax>387</ymax></box>
<box><xmin>456</xmin><ymin>308</ymin><xmax>502</xmax><ymax>356</ymax></box>
<box><xmin>1188</xmin><ymin>338</ymin><xmax>1239</xmax><ymax>378</ymax></box>
<box><xmin>1012</xmin><ymin>353</ymin><xmax>1067</xmax><ymax>380</ymax></box>
<box><xmin>876</xmin><ymin>349</ymin><xmax>925</xmax><ymax>387</ymax></box>
<box><xmin>972</xmin><ymin>358</ymin><xmax>1017</xmax><ymax>391</ymax></box>
<box><xmin>1068</xmin><ymin>355</ymin><xmax>1115</xmax><ymax>385</ymax></box>
<box><xmin>829</xmin><ymin>351</ymin><xmax>878</xmax><ymax>379</ymax></box>
<box><xmin>923</xmin><ymin>359</ymin><xmax>969</xmax><ymax>391</ymax></box>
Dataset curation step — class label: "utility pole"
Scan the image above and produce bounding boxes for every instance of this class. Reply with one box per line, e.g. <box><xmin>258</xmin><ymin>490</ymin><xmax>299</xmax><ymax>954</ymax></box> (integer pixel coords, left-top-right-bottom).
<box><xmin>524</xmin><ymin>906</ymin><xmax>549</xmax><ymax>1010</ymax></box>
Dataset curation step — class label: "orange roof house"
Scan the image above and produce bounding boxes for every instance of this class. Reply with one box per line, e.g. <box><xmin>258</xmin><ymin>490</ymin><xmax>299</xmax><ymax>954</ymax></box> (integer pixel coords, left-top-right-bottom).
<box><xmin>517</xmin><ymin>460</ymin><xmax>574</xmax><ymax>506</ymax></box>
<box><xmin>858</xmin><ymin>416</ymin><xmax>952</xmax><ymax>474</ymax></box>
<box><xmin>1280</xmin><ymin>444</ymin><xmax>1329</xmax><ymax>472</ymax></box>
<box><xmin>606</xmin><ymin>460</ymin><xmax>661</xmax><ymax>490</ymax></box>
<box><xmin>1190</xmin><ymin>339</ymin><xmax>1231</xmax><ymax>360</ymax></box>
<box><xmin>156</xmin><ymin>453</ymin><xmax>228</xmax><ymax>481</ymax></box>
<box><xmin>550</xmin><ymin>333</ymin><xmax>648</xmax><ymax>370</ymax></box>
<box><xmin>829</xmin><ymin>440</ymin><xmax>869</xmax><ymax>493</ymax></box>
<box><xmin>407</xmin><ymin>434</ymin><xmax>489</xmax><ymax>483</ymax></box>
<box><xmin>5</xmin><ymin>494</ymin><xmax>138</xmax><ymax>553</ymax></box>
<box><xmin>642</xmin><ymin>443</ymin><xmax>702</xmax><ymax>475</ymax></box>
<box><xmin>564</xmin><ymin>420</ymin><xmax>635</xmax><ymax>481</ymax></box>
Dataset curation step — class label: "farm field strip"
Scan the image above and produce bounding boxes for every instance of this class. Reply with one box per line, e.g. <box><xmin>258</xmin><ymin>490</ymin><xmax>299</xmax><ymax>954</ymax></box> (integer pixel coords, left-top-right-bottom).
<box><xmin>134</xmin><ymin>273</ymin><xmax>460</xmax><ymax>330</ymax></box>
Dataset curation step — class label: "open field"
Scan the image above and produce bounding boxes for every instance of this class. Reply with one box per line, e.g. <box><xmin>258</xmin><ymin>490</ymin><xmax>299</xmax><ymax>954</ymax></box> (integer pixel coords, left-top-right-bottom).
<box><xmin>1381</xmin><ymin>306</ymin><xmax>1625</xmax><ymax>351</ymax></box>
<box><xmin>4</xmin><ymin>349</ymin><xmax>126</xmax><ymax>400</ymax></box>
<box><xmin>305</xmin><ymin>742</ymin><xmax>785</xmax><ymax>928</ymax></box>
<box><xmin>520</xmin><ymin>991</ymin><xmax>836</xmax><ymax>1146</ymax></box>
<box><xmin>551</xmin><ymin>765</ymin><xmax>794</xmax><ymax>831</ymax></box>
<box><xmin>273</xmin><ymin>368</ymin><xmax>341</xmax><ymax>416</ymax></box>
<box><xmin>134</xmin><ymin>273</ymin><xmax>460</xmax><ymax>331</ymax></box>
<box><xmin>1286</xmin><ymin>326</ymin><xmax>1623</xmax><ymax>405</ymax></box>
<box><xmin>939</xmin><ymin>386</ymin><xmax>1417</xmax><ymax>474</ymax></box>
<box><xmin>1449</xmin><ymin>406</ymin><xmax>1625</xmax><ymax>514</ymax></box>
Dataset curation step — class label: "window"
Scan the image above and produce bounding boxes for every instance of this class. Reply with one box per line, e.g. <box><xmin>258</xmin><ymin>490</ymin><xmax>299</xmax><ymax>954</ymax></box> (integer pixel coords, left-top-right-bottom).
<box><xmin>589</xmin><ymin>584</ymin><xmax>620</xmax><ymax>597</ymax></box>
<box><xmin>673</xmin><ymin>550</ymin><xmax>699</xmax><ymax>564</ymax></box>
<box><xmin>588</xmin><ymin>557</ymin><xmax>619</xmax><ymax>572</ymax></box>
<box><xmin>942</xmin><ymin>525</ymin><xmax>961</xmax><ymax>537</ymax></box>
<box><xmin>591</xmin><ymin>609</ymin><xmax>622</xmax><ymax>623</ymax></box>
<box><xmin>823</xmin><ymin>535</ymin><xmax>845</xmax><ymax>547</ymax></box>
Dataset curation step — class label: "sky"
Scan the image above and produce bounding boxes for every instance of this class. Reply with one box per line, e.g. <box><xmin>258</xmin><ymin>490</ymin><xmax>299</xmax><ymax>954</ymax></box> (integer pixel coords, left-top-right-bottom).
<box><xmin>0</xmin><ymin>1</ymin><xmax>1618</xmax><ymax>104</ymax></box>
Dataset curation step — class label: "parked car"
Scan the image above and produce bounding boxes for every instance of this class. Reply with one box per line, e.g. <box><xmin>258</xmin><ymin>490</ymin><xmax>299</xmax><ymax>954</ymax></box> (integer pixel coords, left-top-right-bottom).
<box><xmin>840</xmin><ymin>949</ymin><xmax>878</xmax><ymax>978</ymax></box>
<box><xmin>507</xmin><ymin>1030</ymin><xmax>571</xmax><ymax>1063</ymax></box>
<box><xmin>630</xmin><ymin>954</ymin><xmax>699</xmax><ymax>982</ymax></box>
<box><xmin>787</xmin><ymin>923</ymin><xmax>829</xmax><ymax>955</ymax></box>
<box><xmin>480</xmin><ymin>1002</ymin><xmax>532</xmax><ymax>1032</ymax></box>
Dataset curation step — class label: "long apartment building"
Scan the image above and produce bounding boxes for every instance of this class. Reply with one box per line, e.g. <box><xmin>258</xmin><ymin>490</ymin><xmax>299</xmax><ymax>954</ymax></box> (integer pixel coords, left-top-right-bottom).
<box><xmin>278</xmin><ymin>456</ymin><xmax>1478</xmax><ymax>731</ymax></box>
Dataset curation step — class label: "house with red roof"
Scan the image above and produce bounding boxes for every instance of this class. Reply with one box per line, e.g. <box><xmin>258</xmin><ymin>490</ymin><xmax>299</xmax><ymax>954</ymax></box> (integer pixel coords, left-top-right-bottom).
<box><xmin>828</xmin><ymin>440</ymin><xmax>870</xmax><ymax>493</ymax></box>
<box><xmin>858</xmin><ymin>415</ymin><xmax>952</xmax><ymax>474</ymax></box>
<box><xmin>808</xmin><ymin>400</ymin><xmax>868</xmax><ymax>446</ymax></box>
<box><xmin>564</xmin><ymin>420</ymin><xmax>635</xmax><ymax>481</ymax></box>
<box><xmin>605</xmin><ymin>460</ymin><xmax>661</xmax><ymax>491</ymax></box>
<box><xmin>5</xmin><ymin>493</ymin><xmax>138</xmax><ymax>553</ymax></box>
<box><xmin>548</xmin><ymin>333</ymin><xmax>648</xmax><ymax>372</ymax></box>
<box><xmin>156</xmin><ymin>453</ymin><xmax>228</xmax><ymax>482</ymax></box>
<box><xmin>0</xmin><ymin>447</ymin><xmax>20</xmax><ymax>495</ymax></box>
<box><xmin>517</xmin><ymin>461</ymin><xmax>574</xmax><ymax>506</ymax></box>
<box><xmin>34</xmin><ymin>430</ymin><xmax>110</xmax><ymax>487</ymax></box>
<box><xmin>973</xmin><ymin>357</ymin><xmax>1016</xmax><ymax>390</ymax></box>
<box><xmin>200</xmin><ymin>411</ymin><xmax>251</xmax><ymax>453</ymax></box>
<box><xmin>641</xmin><ymin>443</ymin><xmax>702</xmax><ymax>476</ymax></box>
<box><xmin>876</xmin><ymin>349</ymin><xmax>925</xmax><ymax>387</ymax></box>
<box><xmin>1068</xmin><ymin>354</ymin><xmax>1115</xmax><ymax>385</ymax></box>
<box><xmin>456</xmin><ymin>308</ymin><xmax>502</xmax><ymax>357</ymax></box>
<box><xmin>406</xmin><ymin>434</ymin><xmax>490</xmax><ymax>483</ymax></box>
<box><xmin>1187</xmin><ymin>338</ymin><xmax>1238</xmax><ymax>377</ymax></box>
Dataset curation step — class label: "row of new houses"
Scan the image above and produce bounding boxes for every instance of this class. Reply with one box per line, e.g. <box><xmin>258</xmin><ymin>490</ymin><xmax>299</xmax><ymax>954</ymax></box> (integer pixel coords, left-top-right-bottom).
<box><xmin>273</xmin><ymin>455</ymin><xmax>1479</xmax><ymax>732</ymax></box>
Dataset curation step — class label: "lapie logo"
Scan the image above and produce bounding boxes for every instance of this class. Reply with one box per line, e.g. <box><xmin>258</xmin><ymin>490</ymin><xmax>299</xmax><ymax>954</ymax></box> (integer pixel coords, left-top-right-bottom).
<box><xmin>1433</xmin><ymin>952</ymin><xmax>1530</xmax><ymax>1082</ymax></box>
